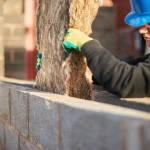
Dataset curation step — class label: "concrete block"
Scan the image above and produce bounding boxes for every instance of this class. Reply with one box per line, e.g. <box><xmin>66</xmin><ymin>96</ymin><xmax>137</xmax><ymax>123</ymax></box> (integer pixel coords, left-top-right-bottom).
<box><xmin>10</xmin><ymin>88</ymin><xmax>29</xmax><ymax>137</ymax></box>
<box><xmin>125</xmin><ymin>122</ymin><xmax>143</xmax><ymax>150</ymax></box>
<box><xmin>29</xmin><ymin>95</ymin><xmax>58</xmax><ymax>150</ymax></box>
<box><xmin>0</xmin><ymin>83</ymin><xmax>10</xmax><ymax>121</ymax></box>
<box><xmin>20</xmin><ymin>135</ymin><xmax>43</xmax><ymax>150</ymax></box>
<box><xmin>60</xmin><ymin>104</ymin><xmax>145</xmax><ymax>150</ymax></box>
<box><xmin>5</xmin><ymin>124</ymin><xmax>19</xmax><ymax>150</ymax></box>
<box><xmin>142</xmin><ymin>123</ymin><xmax>150</xmax><ymax>150</ymax></box>
<box><xmin>0</xmin><ymin>120</ymin><xmax>5</xmax><ymax>150</ymax></box>
<box><xmin>92</xmin><ymin>85</ymin><xmax>150</xmax><ymax>113</ymax></box>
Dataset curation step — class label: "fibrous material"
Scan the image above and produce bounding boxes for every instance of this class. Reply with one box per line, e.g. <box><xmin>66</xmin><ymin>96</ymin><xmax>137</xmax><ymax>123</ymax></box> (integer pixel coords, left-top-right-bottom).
<box><xmin>36</xmin><ymin>0</ymin><xmax>99</xmax><ymax>99</ymax></box>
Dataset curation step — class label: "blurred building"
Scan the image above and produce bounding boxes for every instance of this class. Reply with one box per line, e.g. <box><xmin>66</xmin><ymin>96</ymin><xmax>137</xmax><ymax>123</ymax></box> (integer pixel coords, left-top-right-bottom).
<box><xmin>1</xmin><ymin>0</ymin><xmax>146</xmax><ymax>80</ymax></box>
<box><xmin>92</xmin><ymin>0</ymin><xmax>146</xmax><ymax>60</ymax></box>
<box><xmin>3</xmin><ymin>0</ymin><xmax>36</xmax><ymax>80</ymax></box>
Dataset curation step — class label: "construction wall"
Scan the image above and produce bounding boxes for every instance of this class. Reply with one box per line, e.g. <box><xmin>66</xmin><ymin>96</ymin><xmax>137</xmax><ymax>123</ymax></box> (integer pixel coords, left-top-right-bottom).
<box><xmin>0</xmin><ymin>78</ymin><xmax>150</xmax><ymax>150</ymax></box>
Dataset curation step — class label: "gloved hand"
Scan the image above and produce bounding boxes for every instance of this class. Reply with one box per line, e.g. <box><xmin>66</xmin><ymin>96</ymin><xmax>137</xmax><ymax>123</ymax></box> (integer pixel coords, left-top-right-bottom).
<box><xmin>63</xmin><ymin>28</ymin><xmax>92</xmax><ymax>53</ymax></box>
<box><xmin>36</xmin><ymin>52</ymin><xmax>43</xmax><ymax>71</ymax></box>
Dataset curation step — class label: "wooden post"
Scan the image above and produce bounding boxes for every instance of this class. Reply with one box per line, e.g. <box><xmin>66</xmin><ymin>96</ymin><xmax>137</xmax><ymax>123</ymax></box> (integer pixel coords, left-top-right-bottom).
<box><xmin>35</xmin><ymin>0</ymin><xmax>99</xmax><ymax>99</ymax></box>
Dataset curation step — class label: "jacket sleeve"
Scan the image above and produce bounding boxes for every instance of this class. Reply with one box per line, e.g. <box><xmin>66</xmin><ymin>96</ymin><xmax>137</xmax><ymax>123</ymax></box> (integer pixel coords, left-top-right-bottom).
<box><xmin>81</xmin><ymin>40</ymin><xmax>149</xmax><ymax>97</ymax></box>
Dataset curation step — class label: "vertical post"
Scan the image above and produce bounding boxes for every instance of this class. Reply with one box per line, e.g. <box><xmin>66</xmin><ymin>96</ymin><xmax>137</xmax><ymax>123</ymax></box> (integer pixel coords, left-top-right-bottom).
<box><xmin>25</xmin><ymin>0</ymin><xmax>36</xmax><ymax>80</ymax></box>
<box><xmin>0</xmin><ymin>0</ymin><xmax>4</xmax><ymax>77</ymax></box>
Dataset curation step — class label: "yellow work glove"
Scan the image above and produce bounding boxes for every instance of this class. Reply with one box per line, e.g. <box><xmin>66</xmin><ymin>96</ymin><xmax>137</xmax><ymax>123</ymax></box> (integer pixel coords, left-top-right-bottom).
<box><xmin>63</xmin><ymin>28</ymin><xmax>92</xmax><ymax>53</ymax></box>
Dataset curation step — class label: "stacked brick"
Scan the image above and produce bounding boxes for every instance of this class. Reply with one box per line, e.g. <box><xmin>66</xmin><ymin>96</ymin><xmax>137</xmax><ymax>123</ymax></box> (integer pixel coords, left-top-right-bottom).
<box><xmin>0</xmin><ymin>79</ymin><xmax>150</xmax><ymax>150</ymax></box>
<box><xmin>0</xmin><ymin>82</ymin><xmax>42</xmax><ymax>150</ymax></box>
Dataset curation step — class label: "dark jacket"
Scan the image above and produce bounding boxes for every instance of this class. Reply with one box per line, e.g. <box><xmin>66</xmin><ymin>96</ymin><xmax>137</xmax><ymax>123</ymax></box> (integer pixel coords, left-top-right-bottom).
<box><xmin>82</xmin><ymin>40</ymin><xmax>150</xmax><ymax>98</ymax></box>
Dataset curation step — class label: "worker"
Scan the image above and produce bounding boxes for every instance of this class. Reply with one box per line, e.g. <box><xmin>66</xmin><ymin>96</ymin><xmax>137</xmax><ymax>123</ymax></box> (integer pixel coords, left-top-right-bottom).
<box><xmin>63</xmin><ymin>0</ymin><xmax>150</xmax><ymax>98</ymax></box>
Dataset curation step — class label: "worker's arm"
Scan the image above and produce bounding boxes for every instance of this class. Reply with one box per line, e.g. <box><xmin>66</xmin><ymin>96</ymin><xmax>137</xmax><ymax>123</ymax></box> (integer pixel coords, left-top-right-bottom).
<box><xmin>63</xmin><ymin>28</ymin><xmax>150</xmax><ymax>97</ymax></box>
<box><xmin>82</xmin><ymin>40</ymin><xmax>150</xmax><ymax>97</ymax></box>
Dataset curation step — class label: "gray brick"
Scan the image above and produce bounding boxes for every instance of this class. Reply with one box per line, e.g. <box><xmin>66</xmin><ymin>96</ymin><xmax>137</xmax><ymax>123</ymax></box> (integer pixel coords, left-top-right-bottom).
<box><xmin>142</xmin><ymin>123</ymin><xmax>150</xmax><ymax>150</ymax></box>
<box><xmin>60</xmin><ymin>104</ymin><xmax>145</xmax><ymax>150</ymax></box>
<box><xmin>29</xmin><ymin>95</ymin><xmax>58</xmax><ymax>150</ymax></box>
<box><xmin>0</xmin><ymin>119</ymin><xmax>5</xmax><ymax>150</ymax></box>
<box><xmin>0</xmin><ymin>84</ymin><xmax>10</xmax><ymax>121</ymax></box>
<box><xmin>125</xmin><ymin>122</ymin><xmax>143</xmax><ymax>150</ymax></box>
<box><xmin>5</xmin><ymin>125</ymin><xmax>19</xmax><ymax>150</ymax></box>
<box><xmin>10</xmin><ymin>88</ymin><xmax>29</xmax><ymax>137</ymax></box>
<box><xmin>20</xmin><ymin>135</ymin><xmax>42</xmax><ymax>150</ymax></box>
<box><xmin>92</xmin><ymin>85</ymin><xmax>150</xmax><ymax>112</ymax></box>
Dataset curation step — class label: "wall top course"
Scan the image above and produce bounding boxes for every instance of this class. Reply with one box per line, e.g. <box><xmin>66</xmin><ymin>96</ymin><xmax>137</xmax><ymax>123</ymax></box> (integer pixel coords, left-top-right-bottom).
<box><xmin>29</xmin><ymin>92</ymin><xmax>150</xmax><ymax>120</ymax></box>
<box><xmin>0</xmin><ymin>77</ymin><xmax>150</xmax><ymax>121</ymax></box>
<box><xmin>0</xmin><ymin>77</ymin><xmax>34</xmax><ymax>87</ymax></box>
<box><xmin>121</xmin><ymin>97</ymin><xmax>150</xmax><ymax>105</ymax></box>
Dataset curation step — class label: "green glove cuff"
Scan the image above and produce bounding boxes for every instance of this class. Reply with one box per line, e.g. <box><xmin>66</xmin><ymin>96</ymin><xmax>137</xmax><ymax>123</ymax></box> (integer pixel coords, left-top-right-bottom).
<box><xmin>63</xmin><ymin>41</ymin><xmax>81</xmax><ymax>53</ymax></box>
<box><xmin>36</xmin><ymin>52</ymin><xmax>43</xmax><ymax>71</ymax></box>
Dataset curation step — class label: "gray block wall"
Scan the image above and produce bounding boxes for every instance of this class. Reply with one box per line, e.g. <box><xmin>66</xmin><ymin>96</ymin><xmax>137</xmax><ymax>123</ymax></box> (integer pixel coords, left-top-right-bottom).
<box><xmin>0</xmin><ymin>79</ymin><xmax>150</xmax><ymax>150</ymax></box>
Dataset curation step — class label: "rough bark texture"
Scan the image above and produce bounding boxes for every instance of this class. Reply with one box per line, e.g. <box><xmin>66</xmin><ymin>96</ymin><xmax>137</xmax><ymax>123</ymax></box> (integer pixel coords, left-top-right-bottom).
<box><xmin>35</xmin><ymin>0</ymin><xmax>99</xmax><ymax>99</ymax></box>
